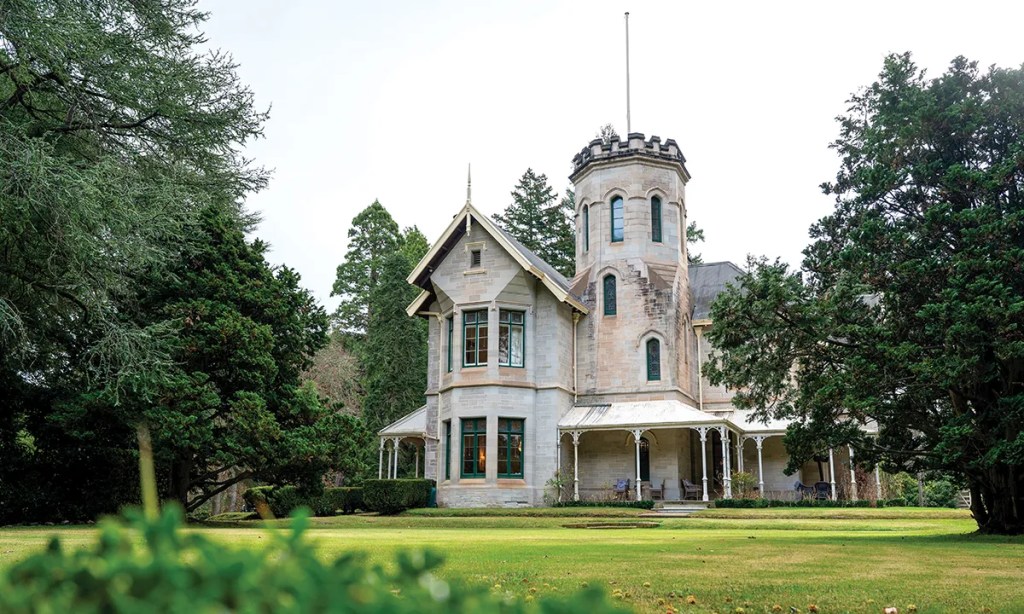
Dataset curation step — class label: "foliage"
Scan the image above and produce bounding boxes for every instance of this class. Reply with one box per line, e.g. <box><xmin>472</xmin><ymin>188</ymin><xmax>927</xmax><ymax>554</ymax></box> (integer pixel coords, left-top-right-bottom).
<box><xmin>704</xmin><ymin>53</ymin><xmax>1024</xmax><ymax>534</ymax></box>
<box><xmin>714</xmin><ymin>499</ymin><xmax>876</xmax><ymax>508</ymax></box>
<box><xmin>243</xmin><ymin>485</ymin><xmax>365</xmax><ymax>517</ymax></box>
<box><xmin>0</xmin><ymin>0</ymin><xmax>268</xmax><ymax>389</ymax></box>
<box><xmin>363</xmin><ymin>479</ymin><xmax>433</xmax><ymax>515</ymax></box>
<box><xmin>924</xmin><ymin>478</ymin><xmax>958</xmax><ymax>509</ymax></box>
<box><xmin>362</xmin><ymin>251</ymin><xmax>429</xmax><ymax>433</ymax></box>
<box><xmin>0</xmin><ymin>506</ymin><xmax>629</xmax><ymax>613</ymax></box>
<box><xmin>331</xmin><ymin>200</ymin><xmax>403</xmax><ymax>335</ymax></box>
<box><xmin>730</xmin><ymin>471</ymin><xmax>758</xmax><ymax>498</ymax></box>
<box><xmin>596</xmin><ymin>123</ymin><xmax>619</xmax><ymax>145</ymax></box>
<box><xmin>686</xmin><ymin>221</ymin><xmax>706</xmax><ymax>264</ymax></box>
<box><xmin>304</xmin><ymin>331</ymin><xmax>365</xmax><ymax>413</ymax></box>
<box><xmin>493</xmin><ymin>169</ymin><xmax>575</xmax><ymax>279</ymax></box>
<box><xmin>552</xmin><ymin>500</ymin><xmax>655</xmax><ymax>510</ymax></box>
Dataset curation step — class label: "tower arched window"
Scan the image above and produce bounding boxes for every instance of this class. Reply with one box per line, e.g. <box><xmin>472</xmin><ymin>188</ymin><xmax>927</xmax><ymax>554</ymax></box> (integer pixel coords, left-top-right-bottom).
<box><xmin>646</xmin><ymin>338</ymin><xmax>661</xmax><ymax>381</ymax></box>
<box><xmin>603</xmin><ymin>274</ymin><xmax>616</xmax><ymax>316</ymax></box>
<box><xmin>651</xmin><ymin>196</ymin><xmax>662</xmax><ymax>243</ymax></box>
<box><xmin>610</xmin><ymin>196</ymin><xmax>624</xmax><ymax>242</ymax></box>
<box><xmin>583</xmin><ymin>205</ymin><xmax>590</xmax><ymax>252</ymax></box>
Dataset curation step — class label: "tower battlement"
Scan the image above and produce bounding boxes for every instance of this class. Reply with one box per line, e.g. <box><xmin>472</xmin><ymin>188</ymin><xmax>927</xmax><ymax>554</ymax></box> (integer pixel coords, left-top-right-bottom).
<box><xmin>570</xmin><ymin>132</ymin><xmax>689</xmax><ymax>182</ymax></box>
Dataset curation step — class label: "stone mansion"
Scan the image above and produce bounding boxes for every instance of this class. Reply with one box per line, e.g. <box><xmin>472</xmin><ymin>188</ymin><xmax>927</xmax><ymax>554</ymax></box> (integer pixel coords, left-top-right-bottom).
<box><xmin>378</xmin><ymin>133</ymin><xmax>878</xmax><ymax>507</ymax></box>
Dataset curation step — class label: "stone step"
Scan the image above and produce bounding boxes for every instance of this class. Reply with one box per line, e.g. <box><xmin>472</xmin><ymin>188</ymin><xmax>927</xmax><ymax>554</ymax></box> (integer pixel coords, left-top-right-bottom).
<box><xmin>642</xmin><ymin>501</ymin><xmax>710</xmax><ymax>517</ymax></box>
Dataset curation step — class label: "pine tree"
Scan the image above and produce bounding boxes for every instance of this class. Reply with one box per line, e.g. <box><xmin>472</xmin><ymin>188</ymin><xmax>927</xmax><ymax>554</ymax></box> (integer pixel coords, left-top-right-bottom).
<box><xmin>331</xmin><ymin>201</ymin><xmax>402</xmax><ymax>335</ymax></box>
<box><xmin>493</xmin><ymin>169</ymin><xmax>575</xmax><ymax>279</ymax></box>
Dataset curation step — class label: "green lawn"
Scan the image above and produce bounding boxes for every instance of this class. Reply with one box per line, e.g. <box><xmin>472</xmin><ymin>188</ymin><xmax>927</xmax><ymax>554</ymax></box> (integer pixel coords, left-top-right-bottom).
<box><xmin>2</xmin><ymin>508</ymin><xmax>1022</xmax><ymax>613</ymax></box>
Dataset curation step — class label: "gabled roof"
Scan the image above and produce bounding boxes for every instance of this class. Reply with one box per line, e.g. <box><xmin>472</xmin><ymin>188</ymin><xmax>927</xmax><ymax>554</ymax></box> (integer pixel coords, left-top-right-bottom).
<box><xmin>689</xmin><ymin>261</ymin><xmax>745</xmax><ymax>321</ymax></box>
<box><xmin>406</xmin><ymin>203</ymin><xmax>588</xmax><ymax>316</ymax></box>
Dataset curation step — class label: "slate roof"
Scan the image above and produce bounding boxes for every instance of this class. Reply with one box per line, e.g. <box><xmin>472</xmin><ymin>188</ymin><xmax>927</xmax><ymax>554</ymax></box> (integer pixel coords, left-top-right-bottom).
<box><xmin>689</xmin><ymin>261</ymin><xmax>745</xmax><ymax>320</ymax></box>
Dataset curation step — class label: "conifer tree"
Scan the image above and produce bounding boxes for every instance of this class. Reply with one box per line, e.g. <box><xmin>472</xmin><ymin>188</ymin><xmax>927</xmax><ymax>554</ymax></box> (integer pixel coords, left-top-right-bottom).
<box><xmin>331</xmin><ymin>201</ymin><xmax>402</xmax><ymax>335</ymax></box>
<box><xmin>493</xmin><ymin>169</ymin><xmax>575</xmax><ymax>279</ymax></box>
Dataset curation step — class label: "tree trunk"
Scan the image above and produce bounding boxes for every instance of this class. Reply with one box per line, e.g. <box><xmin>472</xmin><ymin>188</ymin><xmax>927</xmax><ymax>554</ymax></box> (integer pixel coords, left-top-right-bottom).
<box><xmin>968</xmin><ymin>466</ymin><xmax>1023</xmax><ymax>535</ymax></box>
<box><xmin>169</xmin><ymin>458</ymin><xmax>192</xmax><ymax>510</ymax></box>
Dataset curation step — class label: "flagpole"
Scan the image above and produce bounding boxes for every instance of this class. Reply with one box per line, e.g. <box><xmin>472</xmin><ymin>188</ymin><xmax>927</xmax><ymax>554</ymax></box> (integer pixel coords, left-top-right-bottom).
<box><xmin>625</xmin><ymin>12</ymin><xmax>631</xmax><ymax>134</ymax></box>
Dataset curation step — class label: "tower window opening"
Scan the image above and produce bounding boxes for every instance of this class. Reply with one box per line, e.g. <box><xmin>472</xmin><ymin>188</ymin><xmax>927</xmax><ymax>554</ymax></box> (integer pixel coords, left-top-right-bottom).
<box><xmin>610</xmin><ymin>196</ymin><xmax>624</xmax><ymax>242</ymax></box>
<box><xmin>583</xmin><ymin>205</ymin><xmax>590</xmax><ymax>252</ymax></box>
<box><xmin>470</xmin><ymin>249</ymin><xmax>482</xmax><ymax>267</ymax></box>
<box><xmin>651</xmin><ymin>196</ymin><xmax>662</xmax><ymax>243</ymax></box>
<box><xmin>603</xmin><ymin>274</ymin><xmax>617</xmax><ymax>316</ymax></box>
<box><xmin>646</xmin><ymin>338</ymin><xmax>661</xmax><ymax>381</ymax></box>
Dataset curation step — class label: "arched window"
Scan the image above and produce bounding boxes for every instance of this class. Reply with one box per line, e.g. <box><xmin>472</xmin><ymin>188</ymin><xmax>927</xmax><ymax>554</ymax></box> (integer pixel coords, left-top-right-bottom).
<box><xmin>610</xmin><ymin>196</ymin><xmax>624</xmax><ymax>242</ymax></box>
<box><xmin>646</xmin><ymin>338</ymin><xmax>661</xmax><ymax>381</ymax></box>
<box><xmin>651</xmin><ymin>196</ymin><xmax>662</xmax><ymax>243</ymax></box>
<box><xmin>583</xmin><ymin>205</ymin><xmax>590</xmax><ymax>252</ymax></box>
<box><xmin>603</xmin><ymin>274</ymin><xmax>616</xmax><ymax>316</ymax></box>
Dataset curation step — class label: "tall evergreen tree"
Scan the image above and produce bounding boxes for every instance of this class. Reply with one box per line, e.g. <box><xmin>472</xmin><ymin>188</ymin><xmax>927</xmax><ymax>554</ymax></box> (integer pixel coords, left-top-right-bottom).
<box><xmin>331</xmin><ymin>200</ymin><xmax>402</xmax><ymax>335</ymax></box>
<box><xmin>493</xmin><ymin>169</ymin><xmax>575</xmax><ymax>278</ymax></box>
<box><xmin>361</xmin><ymin>251</ymin><xmax>428</xmax><ymax>433</ymax></box>
<box><xmin>704</xmin><ymin>53</ymin><xmax>1024</xmax><ymax>534</ymax></box>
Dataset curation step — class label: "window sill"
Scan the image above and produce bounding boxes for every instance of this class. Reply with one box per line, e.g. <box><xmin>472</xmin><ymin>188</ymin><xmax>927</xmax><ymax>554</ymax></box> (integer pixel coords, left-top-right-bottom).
<box><xmin>464</xmin><ymin>269</ymin><xmax>488</xmax><ymax>276</ymax></box>
<box><xmin>457</xmin><ymin>478</ymin><xmax>486</xmax><ymax>484</ymax></box>
<box><xmin>497</xmin><ymin>478</ymin><xmax>527</xmax><ymax>486</ymax></box>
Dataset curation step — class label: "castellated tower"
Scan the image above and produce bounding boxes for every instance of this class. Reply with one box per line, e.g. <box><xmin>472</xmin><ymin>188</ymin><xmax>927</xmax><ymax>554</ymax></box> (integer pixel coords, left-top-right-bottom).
<box><xmin>570</xmin><ymin>133</ymin><xmax>696</xmax><ymax>404</ymax></box>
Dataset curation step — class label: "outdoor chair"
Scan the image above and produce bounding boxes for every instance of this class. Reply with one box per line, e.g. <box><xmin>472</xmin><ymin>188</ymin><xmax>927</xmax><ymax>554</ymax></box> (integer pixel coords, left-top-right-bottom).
<box><xmin>613</xmin><ymin>478</ymin><xmax>630</xmax><ymax>501</ymax></box>
<box><xmin>793</xmin><ymin>481</ymin><xmax>815</xmax><ymax>501</ymax></box>
<box><xmin>649</xmin><ymin>479</ymin><xmax>665</xmax><ymax>501</ymax></box>
<box><xmin>813</xmin><ymin>481</ymin><xmax>831</xmax><ymax>500</ymax></box>
<box><xmin>681</xmin><ymin>479</ymin><xmax>701</xmax><ymax>501</ymax></box>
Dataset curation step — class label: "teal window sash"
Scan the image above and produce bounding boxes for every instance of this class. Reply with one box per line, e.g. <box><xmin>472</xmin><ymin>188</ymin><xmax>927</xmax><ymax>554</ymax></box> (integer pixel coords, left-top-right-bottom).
<box><xmin>647</xmin><ymin>338</ymin><xmax>661</xmax><ymax>381</ymax></box>
<box><xmin>498</xmin><ymin>310</ymin><xmax>525</xmax><ymax>367</ymax></box>
<box><xmin>461</xmin><ymin>418</ymin><xmax>486</xmax><ymax>478</ymax></box>
<box><xmin>497</xmin><ymin>418</ymin><xmax>524</xmax><ymax>478</ymax></box>
<box><xmin>610</xmin><ymin>196</ymin><xmax>624</xmax><ymax>242</ymax></box>
<box><xmin>603</xmin><ymin>275</ymin><xmax>617</xmax><ymax>316</ymax></box>
<box><xmin>462</xmin><ymin>310</ymin><xmax>488</xmax><ymax>367</ymax></box>
<box><xmin>444</xmin><ymin>420</ymin><xmax>451</xmax><ymax>480</ymax></box>
<box><xmin>651</xmin><ymin>196</ymin><xmax>662</xmax><ymax>243</ymax></box>
<box><xmin>583</xmin><ymin>205</ymin><xmax>590</xmax><ymax>252</ymax></box>
<box><xmin>446</xmin><ymin>316</ymin><xmax>453</xmax><ymax>372</ymax></box>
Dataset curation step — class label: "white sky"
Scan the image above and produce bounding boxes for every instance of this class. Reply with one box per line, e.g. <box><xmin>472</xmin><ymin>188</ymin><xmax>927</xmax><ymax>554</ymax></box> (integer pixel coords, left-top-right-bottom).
<box><xmin>199</xmin><ymin>1</ymin><xmax>1024</xmax><ymax>312</ymax></box>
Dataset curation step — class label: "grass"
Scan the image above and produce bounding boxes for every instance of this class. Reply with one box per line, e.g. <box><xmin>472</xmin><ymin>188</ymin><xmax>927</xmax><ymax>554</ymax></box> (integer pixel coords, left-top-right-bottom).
<box><xmin>3</xmin><ymin>508</ymin><xmax>1022</xmax><ymax>613</ymax></box>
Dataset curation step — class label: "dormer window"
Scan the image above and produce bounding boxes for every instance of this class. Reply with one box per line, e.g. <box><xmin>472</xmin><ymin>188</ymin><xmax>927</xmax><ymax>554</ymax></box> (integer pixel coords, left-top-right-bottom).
<box><xmin>470</xmin><ymin>249</ymin><xmax>482</xmax><ymax>267</ymax></box>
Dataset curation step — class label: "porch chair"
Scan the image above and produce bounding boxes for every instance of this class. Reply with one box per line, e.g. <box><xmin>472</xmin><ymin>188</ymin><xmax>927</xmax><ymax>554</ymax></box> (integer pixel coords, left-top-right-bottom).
<box><xmin>794</xmin><ymin>481</ymin><xmax>815</xmax><ymax>501</ymax></box>
<box><xmin>613</xmin><ymin>478</ymin><xmax>630</xmax><ymax>501</ymax></box>
<box><xmin>813</xmin><ymin>481</ymin><xmax>831</xmax><ymax>500</ymax></box>
<box><xmin>649</xmin><ymin>479</ymin><xmax>665</xmax><ymax>501</ymax></box>
<box><xmin>681</xmin><ymin>479</ymin><xmax>702</xmax><ymax>501</ymax></box>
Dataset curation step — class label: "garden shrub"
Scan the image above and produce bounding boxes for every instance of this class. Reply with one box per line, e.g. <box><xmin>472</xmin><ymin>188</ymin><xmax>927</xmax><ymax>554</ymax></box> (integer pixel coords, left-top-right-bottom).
<box><xmin>924</xmin><ymin>478</ymin><xmax>958</xmax><ymax>508</ymax></box>
<box><xmin>242</xmin><ymin>485</ymin><xmax>365</xmax><ymax>517</ymax></box>
<box><xmin>0</xmin><ymin>506</ymin><xmax>629</xmax><ymax>613</ymax></box>
<box><xmin>552</xmin><ymin>500</ymin><xmax>655</xmax><ymax>510</ymax></box>
<box><xmin>714</xmin><ymin>499</ymin><xmax>876</xmax><ymax>508</ymax></box>
<box><xmin>363</xmin><ymin>479</ymin><xmax>432</xmax><ymax>515</ymax></box>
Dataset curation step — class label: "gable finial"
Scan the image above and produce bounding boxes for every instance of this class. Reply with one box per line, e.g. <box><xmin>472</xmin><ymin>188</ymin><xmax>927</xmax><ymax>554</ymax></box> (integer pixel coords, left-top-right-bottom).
<box><xmin>466</xmin><ymin>163</ymin><xmax>472</xmax><ymax>206</ymax></box>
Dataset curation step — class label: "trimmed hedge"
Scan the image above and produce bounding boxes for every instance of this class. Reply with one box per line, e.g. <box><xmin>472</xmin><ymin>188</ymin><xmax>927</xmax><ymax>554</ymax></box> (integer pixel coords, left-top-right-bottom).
<box><xmin>553</xmin><ymin>500</ymin><xmax>655</xmax><ymax>510</ymax></box>
<box><xmin>363</xmin><ymin>479</ymin><xmax>432</xmax><ymax>515</ymax></box>
<box><xmin>242</xmin><ymin>486</ymin><xmax>364</xmax><ymax>517</ymax></box>
<box><xmin>714</xmin><ymin>498</ymin><xmax>877</xmax><ymax>508</ymax></box>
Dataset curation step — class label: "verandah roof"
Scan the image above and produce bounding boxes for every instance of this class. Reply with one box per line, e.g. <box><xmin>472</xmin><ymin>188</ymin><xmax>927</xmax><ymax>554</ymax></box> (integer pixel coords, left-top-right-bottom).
<box><xmin>378</xmin><ymin>404</ymin><xmax>428</xmax><ymax>438</ymax></box>
<box><xmin>558</xmin><ymin>400</ymin><xmax>803</xmax><ymax>436</ymax></box>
